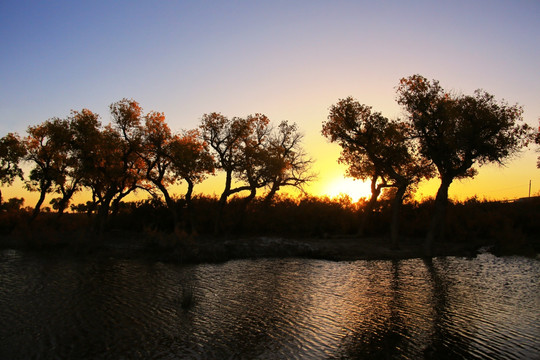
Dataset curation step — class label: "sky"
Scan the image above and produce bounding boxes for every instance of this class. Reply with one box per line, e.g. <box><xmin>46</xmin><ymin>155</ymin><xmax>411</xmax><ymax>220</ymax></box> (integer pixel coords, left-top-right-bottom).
<box><xmin>1</xmin><ymin>0</ymin><xmax>539</xmax><ymax>207</ymax></box>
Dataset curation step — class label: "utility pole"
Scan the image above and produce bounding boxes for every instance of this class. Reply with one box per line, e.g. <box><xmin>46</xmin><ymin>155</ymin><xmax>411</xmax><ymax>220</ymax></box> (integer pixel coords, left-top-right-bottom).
<box><xmin>529</xmin><ymin>180</ymin><xmax>531</xmax><ymax>198</ymax></box>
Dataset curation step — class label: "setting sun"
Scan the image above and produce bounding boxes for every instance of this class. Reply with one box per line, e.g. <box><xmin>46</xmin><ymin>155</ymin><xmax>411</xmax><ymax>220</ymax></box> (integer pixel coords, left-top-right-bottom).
<box><xmin>325</xmin><ymin>176</ymin><xmax>371</xmax><ymax>202</ymax></box>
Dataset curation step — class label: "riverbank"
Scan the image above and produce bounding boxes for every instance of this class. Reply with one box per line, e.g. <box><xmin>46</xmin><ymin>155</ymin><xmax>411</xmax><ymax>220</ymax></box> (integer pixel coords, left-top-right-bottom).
<box><xmin>145</xmin><ymin>235</ymin><xmax>539</xmax><ymax>263</ymax></box>
<box><xmin>2</xmin><ymin>230</ymin><xmax>537</xmax><ymax>264</ymax></box>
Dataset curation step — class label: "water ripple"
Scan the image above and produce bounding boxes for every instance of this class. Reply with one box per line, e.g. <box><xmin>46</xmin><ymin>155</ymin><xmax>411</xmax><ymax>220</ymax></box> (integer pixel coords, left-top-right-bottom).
<box><xmin>0</xmin><ymin>252</ymin><xmax>538</xmax><ymax>359</ymax></box>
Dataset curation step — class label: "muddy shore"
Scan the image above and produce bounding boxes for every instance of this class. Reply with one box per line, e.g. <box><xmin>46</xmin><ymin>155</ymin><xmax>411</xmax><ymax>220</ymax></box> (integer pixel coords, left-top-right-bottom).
<box><xmin>1</xmin><ymin>231</ymin><xmax>538</xmax><ymax>264</ymax></box>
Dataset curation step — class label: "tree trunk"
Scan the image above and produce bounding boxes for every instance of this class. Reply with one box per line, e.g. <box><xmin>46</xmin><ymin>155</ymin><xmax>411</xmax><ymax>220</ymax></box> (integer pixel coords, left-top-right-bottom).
<box><xmin>0</xmin><ymin>189</ymin><xmax>3</xmax><ymax>209</ymax></box>
<box><xmin>56</xmin><ymin>187</ymin><xmax>76</xmax><ymax>220</ymax></box>
<box><xmin>390</xmin><ymin>185</ymin><xmax>407</xmax><ymax>249</ymax></box>
<box><xmin>184</xmin><ymin>179</ymin><xmax>195</xmax><ymax>235</ymax></box>
<box><xmin>30</xmin><ymin>185</ymin><xmax>49</xmax><ymax>222</ymax></box>
<box><xmin>156</xmin><ymin>182</ymin><xmax>179</xmax><ymax>233</ymax></box>
<box><xmin>95</xmin><ymin>191</ymin><xmax>115</xmax><ymax>235</ymax></box>
<box><xmin>263</xmin><ymin>181</ymin><xmax>280</xmax><ymax>207</ymax></box>
<box><xmin>56</xmin><ymin>199</ymin><xmax>68</xmax><ymax>219</ymax></box>
<box><xmin>358</xmin><ymin>177</ymin><xmax>381</xmax><ymax>237</ymax></box>
<box><xmin>110</xmin><ymin>197</ymin><xmax>122</xmax><ymax>217</ymax></box>
<box><xmin>234</xmin><ymin>187</ymin><xmax>257</xmax><ymax>234</ymax></box>
<box><xmin>215</xmin><ymin>171</ymin><xmax>232</xmax><ymax>235</ymax></box>
<box><xmin>110</xmin><ymin>187</ymin><xmax>136</xmax><ymax>219</ymax></box>
<box><xmin>424</xmin><ymin>177</ymin><xmax>452</xmax><ymax>257</ymax></box>
<box><xmin>96</xmin><ymin>200</ymin><xmax>110</xmax><ymax>235</ymax></box>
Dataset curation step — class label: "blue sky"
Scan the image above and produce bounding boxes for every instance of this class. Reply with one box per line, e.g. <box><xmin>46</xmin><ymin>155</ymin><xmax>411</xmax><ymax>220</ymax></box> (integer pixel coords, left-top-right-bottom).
<box><xmin>1</xmin><ymin>0</ymin><xmax>539</xmax><ymax>202</ymax></box>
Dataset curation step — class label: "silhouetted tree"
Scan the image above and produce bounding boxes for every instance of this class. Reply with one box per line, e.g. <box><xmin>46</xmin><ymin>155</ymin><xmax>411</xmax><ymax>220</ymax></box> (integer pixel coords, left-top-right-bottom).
<box><xmin>76</xmin><ymin>100</ymin><xmax>146</xmax><ymax>233</ymax></box>
<box><xmin>324</xmin><ymin>99</ymin><xmax>390</xmax><ymax>236</ymax></box>
<box><xmin>134</xmin><ymin>110</ymin><xmax>178</xmax><ymax>229</ymax></box>
<box><xmin>263</xmin><ymin>121</ymin><xmax>315</xmax><ymax>205</ymax></box>
<box><xmin>70</xmin><ymin>108</ymin><xmax>102</xmax><ymax>214</ymax></box>
<box><xmin>201</xmin><ymin>113</ymin><xmax>311</xmax><ymax>233</ymax></box>
<box><xmin>200</xmin><ymin>112</ymin><xmax>268</xmax><ymax>233</ymax></box>
<box><xmin>49</xmin><ymin>110</ymin><xmax>99</xmax><ymax>218</ymax></box>
<box><xmin>24</xmin><ymin>118</ymin><xmax>73</xmax><ymax>221</ymax></box>
<box><xmin>0</xmin><ymin>133</ymin><xmax>26</xmax><ymax>207</ymax></box>
<box><xmin>323</xmin><ymin>97</ymin><xmax>433</xmax><ymax>246</ymax></box>
<box><xmin>168</xmin><ymin>129</ymin><xmax>214</xmax><ymax>234</ymax></box>
<box><xmin>235</xmin><ymin>114</ymin><xmax>272</xmax><ymax>216</ymax></box>
<box><xmin>2</xmin><ymin>197</ymin><xmax>24</xmax><ymax>211</ymax></box>
<box><xmin>137</xmin><ymin>110</ymin><xmax>214</xmax><ymax>235</ymax></box>
<box><xmin>397</xmin><ymin>74</ymin><xmax>532</xmax><ymax>255</ymax></box>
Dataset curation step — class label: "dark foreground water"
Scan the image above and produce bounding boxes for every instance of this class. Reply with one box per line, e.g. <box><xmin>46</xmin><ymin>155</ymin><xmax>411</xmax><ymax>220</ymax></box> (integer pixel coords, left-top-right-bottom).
<box><xmin>0</xmin><ymin>249</ymin><xmax>538</xmax><ymax>359</ymax></box>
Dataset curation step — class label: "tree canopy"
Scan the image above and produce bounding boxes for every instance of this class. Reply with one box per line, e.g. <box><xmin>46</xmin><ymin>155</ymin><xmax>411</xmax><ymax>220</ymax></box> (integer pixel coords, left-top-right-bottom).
<box><xmin>0</xmin><ymin>85</ymin><xmax>533</xmax><ymax>248</ymax></box>
<box><xmin>0</xmin><ymin>133</ymin><xmax>27</xmax><ymax>206</ymax></box>
<box><xmin>396</xmin><ymin>74</ymin><xmax>532</xmax><ymax>254</ymax></box>
<box><xmin>0</xmin><ymin>99</ymin><xmax>315</xmax><ymax>237</ymax></box>
<box><xmin>24</xmin><ymin>118</ymin><xmax>75</xmax><ymax>220</ymax></box>
<box><xmin>201</xmin><ymin>112</ymin><xmax>313</xmax><ymax>233</ymax></box>
<box><xmin>323</xmin><ymin>96</ymin><xmax>433</xmax><ymax>245</ymax></box>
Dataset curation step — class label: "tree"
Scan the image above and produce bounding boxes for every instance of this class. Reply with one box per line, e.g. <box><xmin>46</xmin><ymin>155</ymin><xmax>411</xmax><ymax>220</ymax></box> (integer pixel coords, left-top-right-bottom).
<box><xmin>396</xmin><ymin>74</ymin><xmax>532</xmax><ymax>255</ymax></box>
<box><xmin>69</xmin><ymin>108</ymin><xmax>103</xmax><ymax>216</ymax></box>
<box><xmin>234</xmin><ymin>114</ymin><xmax>272</xmax><ymax>213</ymax></box>
<box><xmin>0</xmin><ymin>133</ymin><xmax>27</xmax><ymax>208</ymax></box>
<box><xmin>323</xmin><ymin>97</ymin><xmax>433</xmax><ymax>246</ymax></box>
<box><xmin>262</xmin><ymin>121</ymin><xmax>315</xmax><ymax>205</ymax></box>
<box><xmin>167</xmin><ymin>129</ymin><xmax>214</xmax><ymax>234</ymax></box>
<box><xmin>50</xmin><ymin>110</ymin><xmax>98</xmax><ymax>218</ymax></box>
<box><xmin>24</xmin><ymin>118</ymin><xmax>73</xmax><ymax>221</ymax></box>
<box><xmin>135</xmin><ymin>110</ymin><xmax>179</xmax><ymax>229</ymax></box>
<box><xmin>2</xmin><ymin>197</ymin><xmax>24</xmax><ymax>211</ymax></box>
<box><xmin>200</xmin><ymin>113</ymin><xmax>311</xmax><ymax>233</ymax></box>
<box><xmin>75</xmin><ymin>100</ymin><xmax>146</xmax><ymax>233</ymax></box>
<box><xmin>200</xmin><ymin>112</ymin><xmax>268</xmax><ymax>233</ymax></box>
<box><xmin>138</xmin><ymin>110</ymin><xmax>214</xmax><ymax>235</ymax></box>
<box><xmin>324</xmin><ymin>99</ymin><xmax>391</xmax><ymax>236</ymax></box>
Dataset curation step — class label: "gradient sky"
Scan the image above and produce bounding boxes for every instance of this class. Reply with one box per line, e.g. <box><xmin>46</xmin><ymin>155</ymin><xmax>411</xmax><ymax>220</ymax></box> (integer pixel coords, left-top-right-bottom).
<box><xmin>1</xmin><ymin>0</ymin><xmax>539</xmax><ymax>206</ymax></box>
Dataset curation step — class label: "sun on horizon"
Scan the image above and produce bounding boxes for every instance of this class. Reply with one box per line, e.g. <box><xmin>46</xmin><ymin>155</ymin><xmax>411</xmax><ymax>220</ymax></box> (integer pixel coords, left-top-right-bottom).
<box><xmin>324</xmin><ymin>176</ymin><xmax>372</xmax><ymax>202</ymax></box>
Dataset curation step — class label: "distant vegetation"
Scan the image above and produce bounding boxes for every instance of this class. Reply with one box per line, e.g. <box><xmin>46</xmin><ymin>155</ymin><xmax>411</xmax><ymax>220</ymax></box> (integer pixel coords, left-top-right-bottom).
<box><xmin>0</xmin><ymin>194</ymin><xmax>538</xmax><ymax>257</ymax></box>
<box><xmin>1</xmin><ymin>74</ymin><xmax>538</xmax><ymax>257</ymax></box>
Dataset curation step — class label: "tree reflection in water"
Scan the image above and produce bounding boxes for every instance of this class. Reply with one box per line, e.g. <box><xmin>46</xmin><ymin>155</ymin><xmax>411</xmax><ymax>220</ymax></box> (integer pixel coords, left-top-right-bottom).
<box><xmin>0</xmin><ymin>251</ymin><xmax>538</xmax><ymax>359</ymax></box>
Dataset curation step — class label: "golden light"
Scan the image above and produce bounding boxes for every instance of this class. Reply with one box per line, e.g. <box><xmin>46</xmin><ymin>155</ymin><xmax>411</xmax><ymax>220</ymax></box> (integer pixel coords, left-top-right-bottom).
<box><xmin>324</xmin><ymin>176</ymin><xmax>372</xmax><ymax>202</ymax></box>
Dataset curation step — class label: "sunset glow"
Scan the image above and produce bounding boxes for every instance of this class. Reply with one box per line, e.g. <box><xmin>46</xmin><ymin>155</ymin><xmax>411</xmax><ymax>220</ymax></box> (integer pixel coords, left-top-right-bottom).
<box><xmin>324</xmin><ymin>176</ymin><xmax>372</xmax><ymax>202</ymax></box>
<box><xmin>0</xmin><ymin>1</ymin><xmax>538</xmax><ymax>205</ymax></box>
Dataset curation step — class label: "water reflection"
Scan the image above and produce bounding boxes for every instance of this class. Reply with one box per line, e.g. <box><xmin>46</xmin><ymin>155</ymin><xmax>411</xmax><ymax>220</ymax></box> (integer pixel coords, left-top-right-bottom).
<box><xmin>0</xmin><ymin>250</ymin><xmax>538</xmax><ymax>359</ymax></box>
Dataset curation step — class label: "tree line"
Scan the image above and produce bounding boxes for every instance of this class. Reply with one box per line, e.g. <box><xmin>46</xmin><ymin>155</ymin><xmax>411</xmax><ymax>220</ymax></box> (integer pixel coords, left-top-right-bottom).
<box><xmin>1</xmin><ymin>74</ymin><xmax>538</xmax><ymax>254</ymax></box>
<box><xmin>0</xmin><ymin>100</ymin><xmax>314</xmax><ymax>236</ymax></box>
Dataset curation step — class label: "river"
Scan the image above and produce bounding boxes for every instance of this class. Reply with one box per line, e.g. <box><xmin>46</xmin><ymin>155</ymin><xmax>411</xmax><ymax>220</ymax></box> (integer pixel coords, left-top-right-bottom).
<box><xmin>0</xmin><ymin>249</ymin><xmax>538</xmax><ymax>359</ymax></box>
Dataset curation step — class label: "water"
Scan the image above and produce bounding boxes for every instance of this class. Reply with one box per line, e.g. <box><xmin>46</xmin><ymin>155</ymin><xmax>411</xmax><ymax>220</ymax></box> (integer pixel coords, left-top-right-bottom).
<box><xmin>0</xmin><ymin>249</ymin><xmax>538</xmax><ymax>359</ymax></box>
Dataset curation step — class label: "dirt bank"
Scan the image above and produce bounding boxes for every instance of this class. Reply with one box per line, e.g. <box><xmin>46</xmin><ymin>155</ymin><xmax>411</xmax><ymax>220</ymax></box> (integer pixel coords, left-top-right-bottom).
<box><xmin>2</xmin><ymin>232</ymin><xmax>537</xmax><ymax>264</ymax></box>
